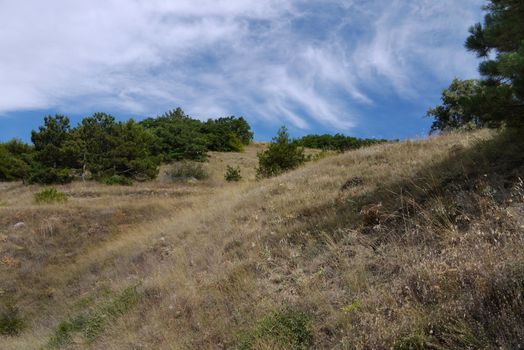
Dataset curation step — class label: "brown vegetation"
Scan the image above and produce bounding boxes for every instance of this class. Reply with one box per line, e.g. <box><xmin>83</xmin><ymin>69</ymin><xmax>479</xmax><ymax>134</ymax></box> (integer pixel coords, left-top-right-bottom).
<box><xmin>1</xmin><ymin>131</ymin><xmax>523</xmax><ymax>349</ymax></box>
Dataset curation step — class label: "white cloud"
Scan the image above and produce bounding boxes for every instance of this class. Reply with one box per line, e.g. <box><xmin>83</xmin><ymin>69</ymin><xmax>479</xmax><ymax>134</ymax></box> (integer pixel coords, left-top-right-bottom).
<box><xmin>0</xmin><ymin>0</ymin><xmax>482</xmax><ymax>130</ymax></box>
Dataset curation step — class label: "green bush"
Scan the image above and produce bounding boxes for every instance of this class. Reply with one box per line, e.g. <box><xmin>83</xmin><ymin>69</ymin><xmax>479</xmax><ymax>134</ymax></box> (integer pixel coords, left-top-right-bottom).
<box><xmin>102</xmin><ymin>175</ymin><xmax>133</xmax><ymax>186</ymax></box>
<box><xmin>224</xmin><ymin>165</ymin><xmax>242</xmax><ymax>182</ymax></box>
<box><xmin>239</xmin><ymin>309</ymin><xmax>313</xmax><ymax>349</ymax></box>
<box><xmin>257</xmin><ymin>127</ymin><xmax>305</xmax><ymax>178</ymax></box>
<box><xmin>34</xmin><ymin>188</ymin><xmax>68</xmax><ymax>204</ymax></box>
<box><xmin>0</xmin><ymin>304</ymin><xmax>25</xmax><ymax>336</ymax></box>
<box><xmin>28</xmin><ymin>165</ymin><xmax>73</xmax><ymax>185</ymax></box>
<box><xmin>170</xmin><ymin>161</ymin><xmax>208</xmax><ymax>181</ymax></box>
<box><xmin>296</xmin><ymin>133</ymin><xmax>386</xmax><ymax>152</ymax></box>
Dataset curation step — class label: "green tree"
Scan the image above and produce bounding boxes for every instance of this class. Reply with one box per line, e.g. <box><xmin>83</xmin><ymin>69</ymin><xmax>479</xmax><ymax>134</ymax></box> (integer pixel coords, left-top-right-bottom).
<box><xmin>427</xmin><ymin>79</ymin><xmax>486</xmax><ymax>133</ymax></box>
<box><xmin>78</xmin><ymin>113</ymin><xmax>160</xmax><ymax>180</ymax></box>
<box><xmin>31</xmin><ymin>115</ymin><xmax>80</xmax><ymax>169</ymax></box>
<box><xmin>0</xmin><ymin>140</ymin><xmax>32</xmax><ymax>181</ymax></box>
<box><xmin>465</xmin><ymin>0</ymin><xmax>524</xmax><ymax>127</ymax></box>
<box><xmin>107</xmin><ymin>119</ymin><xmax>160</xmax><ymax>180</ymax></box>
<box><xmin>140</xmin><ymin>108</ymin><xmax>208</xmax><ymax>161</ymax></box>
<box><xmin>256</xmin><ymin>127</ymin><xmax>305</xmax><ymax>178</ymax></box>
<box><xmin>77</xmin><ymin>112</ymin><xmax>118</xmax><ymax>178</ymax></box>
<box><xmin>29</xmin><ymin>115</ymin><xmax>80</xmax><ymax>184</ymax></box>
<box><xmin>204</xmin><ymin>116</ymin><xmax>253</xmax><ymax>151</ymax></box>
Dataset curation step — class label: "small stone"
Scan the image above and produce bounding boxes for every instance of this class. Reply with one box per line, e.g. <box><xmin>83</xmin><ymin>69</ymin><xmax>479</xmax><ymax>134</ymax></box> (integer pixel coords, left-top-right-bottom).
<box><xmin>12</xmin><ymin>222</ymin><xmax>26</xmax><ymax>230</ymax></box>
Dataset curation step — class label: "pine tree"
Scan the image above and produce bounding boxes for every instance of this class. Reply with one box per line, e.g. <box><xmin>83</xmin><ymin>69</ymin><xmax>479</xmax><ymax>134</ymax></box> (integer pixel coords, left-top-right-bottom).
<box><xmin>465</xmin><ymin>0</ymin><xmax>524</xmax><ymax>127</ymax></box>
<box><xmin>256</xmin><ymin>127</ymin><xmax>305</xmax><ymax>178</ymax></box>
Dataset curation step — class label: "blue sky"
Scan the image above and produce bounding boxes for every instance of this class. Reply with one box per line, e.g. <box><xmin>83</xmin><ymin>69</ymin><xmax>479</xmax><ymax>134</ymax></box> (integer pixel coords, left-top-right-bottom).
<box><xmin>0</xmin><ymin>0</ymin><xmax>484</xmax><ymax>142</ymax></box>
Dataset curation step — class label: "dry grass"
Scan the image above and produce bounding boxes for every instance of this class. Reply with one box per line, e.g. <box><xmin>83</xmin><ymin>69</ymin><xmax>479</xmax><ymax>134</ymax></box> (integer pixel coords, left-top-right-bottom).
<box><xmin>1</xmin><ymin>132</ymin><xmax>523</xmax><ymax>349</ymax></box>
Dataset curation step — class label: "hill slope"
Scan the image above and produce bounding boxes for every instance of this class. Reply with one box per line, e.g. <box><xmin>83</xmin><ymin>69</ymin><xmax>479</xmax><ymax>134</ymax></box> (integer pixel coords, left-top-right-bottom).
<box><xmin>1</xmin><ymin>130</ymin><xmax>524</xmax><ymax>349</ymax></box>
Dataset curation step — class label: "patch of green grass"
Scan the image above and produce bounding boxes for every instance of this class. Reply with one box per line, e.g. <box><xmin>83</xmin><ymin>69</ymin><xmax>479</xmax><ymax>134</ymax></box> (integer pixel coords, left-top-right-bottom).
<box><xmin>394</xmin><ymin>331</ymin><xmax>431</xmax><ymax>350</ymax></box>
<box><xmin>102</xmin><ymin>175</ymin><xmax>133</xmax><ymax>186</ymax></box>
<box><xmin>47</xmin><ymin>285</ymin><xmax>141</xmax><ymax>348</ymax></box>
<box><xmin>341</xmin><ymin>299</ymin><xmax>363</xmax><ymax>314</ymax></box>
<box><xmin>238</xmin><ymin>309</ymin><xmax>313</xmax><ymax>350</ymax></box>
<box><xmin>0</xmin><ymin>304</ymin><xmax>26</xmax><ymax>337</ymax></box>
<box><xmin>34</xmin><ymin>188</ymin><xmax>68</xmax><ymax>204</ymax></box>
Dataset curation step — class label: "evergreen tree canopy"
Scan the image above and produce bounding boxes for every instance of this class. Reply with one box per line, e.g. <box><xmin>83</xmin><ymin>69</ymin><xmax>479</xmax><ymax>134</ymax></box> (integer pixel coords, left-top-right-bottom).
<box><xmin>31</xmin><ymin>115</ymin><xmax>81</xmax><ymax>170</ymax></box>
<box><xmin>0</xmin><ymin>108</ymin><xmax>253</xmax><ymax>184</ymax></box>
<box><xmin>0</xmin><ymin>140</ymin><xmax>32</xmax><ymax>181</ymax></box>
<box><xmin>140</xmin><ymin>108</ymin><xmax>209</xmax><ymax>161</ymax></box>
<box><xmin>257</xmin><ymin>127</ymin><xmax>305</xmax><ymax>178</ymax></box>
<box><xmin>140</xmin><ymin>108</ymin><xmax>253</xmax><ymax>160</ymax></box>
<box><xmin>204</xmin><ymin>116</ymin><xmax>253</xmax><ymax>152</ymax></box>
<box><xmin>78</xmin><ymin>113</ymin><xmax>160</xmax><ymax>179</ymax></box>
<box><xmin>465</xmin><ymin>0</ymin><xmax>524</xmax><ymax>127</ymax></box>
<box><xmin>295</xmin><ymin>133</ymin><xmax>385</xmax><ymax>152</ymax></box>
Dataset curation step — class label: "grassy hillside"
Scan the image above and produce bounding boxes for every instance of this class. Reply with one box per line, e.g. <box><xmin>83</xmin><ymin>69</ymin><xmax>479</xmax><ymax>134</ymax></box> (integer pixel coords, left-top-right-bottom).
<box><xmin>1</xmin><ymin>130</ymin><xmax>523</xmax><ymax>349</ymax></box>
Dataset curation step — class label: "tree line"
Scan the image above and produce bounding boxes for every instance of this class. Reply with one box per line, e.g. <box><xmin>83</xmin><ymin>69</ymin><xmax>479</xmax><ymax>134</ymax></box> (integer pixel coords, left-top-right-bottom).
<box><xmin>1</xmin><ymin>107</ymin><xmax>386</xmax><ymax>184</ymax></box>
<box><xmin>0</xmin><ymin>108</ymin><xmax>253</xmax><ymax>184</ymax></box>
<box><xmin>294</xmin><ymin>134</ymin><xmax>387</xmax><ymax>152</ymax></box>
<box><xmin>428</xmin><ymin>0</ymin><xmax>524</xmax><ymax>133</ymax></box>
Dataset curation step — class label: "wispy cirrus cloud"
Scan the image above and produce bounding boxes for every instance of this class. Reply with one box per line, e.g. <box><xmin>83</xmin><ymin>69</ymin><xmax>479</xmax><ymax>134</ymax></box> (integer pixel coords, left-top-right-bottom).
<box><xmin>0</xmin><ymin>0</ymin><xmax>482</xmax><ymax>134</ymax></box>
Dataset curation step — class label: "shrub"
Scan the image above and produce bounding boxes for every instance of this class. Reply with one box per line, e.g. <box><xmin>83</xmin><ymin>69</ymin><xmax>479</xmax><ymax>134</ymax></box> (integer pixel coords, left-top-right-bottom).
<box><xmin>28</xmin><ymin>165</ymin><xmax>73</xmax><ymax>185</ymax></box>
<box><xmin>170</xmin><ymin>161</ymin><xmax>208</xmax><ymax>181</ymax></box>
<box><xmin>239</xmin><ymin>309</ymin><xmax>313</xmax><ymax>349</ymax></box>
<box><xmin>102</xmin><ymin>175</ymin><xmax>133</xmax><ymax>186</ymax></box>
<box><xmin>34</xmin><ymin>188</ymin><xmax>68</xmax><ymax>204</ymax></box>
<box><xmin>256</xmin><ymin>127</ymin><xmax>305</xmax><ymax>178</ymax></box>
<box><xmin>296</xmin><ymin>133</ymin><xmax>386</xmax><ymax>152</ymax></box>
<box><xmin>224</xmin><ymin>165</ymin><xmax>242</xmax><ymax>182</ymax></box>
<box><xmin>0</xmin><ymin>304</ymin><xmax>25</xmax><ymax>336</ymax></box>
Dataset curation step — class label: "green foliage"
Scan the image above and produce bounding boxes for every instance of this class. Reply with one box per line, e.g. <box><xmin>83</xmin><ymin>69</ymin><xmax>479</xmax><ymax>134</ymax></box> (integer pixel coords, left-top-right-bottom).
<box><xmin>427</xmin><ymin>79</ymin><xmax>487</xmax><ymax>133</ymax></box>
<box><xmin>296</xmin><ymin>133</ymin><xmax>386</xmax><ymax>152</ymax></box>
<box><xmin>34</xmin><ymin>188</ymin><xmax>68</xmax><ymax>204</ymax></box>
<box><xmin>47</xmin><ymin>285</ymin><xmax>141</xmax><ymax>348</ymax></box>
<box><xmin>257</xmin><ymin>127</ymin><xmax>305</xmax><ymax>178</ymax></box>
<box><xmin>140</xmin><ymin>108</ymin><xmax>209</xmax><ymax>161</ymax></box>
<box><xmin>238</xmin><ymin>309</ymin><xmax>313</xmax><ymax>350</ymax></box>
<box><xmin>28</xmin><ymin>115</ymin><xmax>80</xmax><ymax>184</ymax></box>
<box><xmin>141</xmin><ymin>108</ymin><xmax>253</xmax><ymax>160</ymax></box>
<box><xmin>341</xmin><ymin>299</ymin><xmax>363</xmax><ymax>314</ymax></box>
<box><xmin>204</xmin><ymin>116</ymin><xmax>253</xmax><ymax>151</ymax></box>
<box><xmin>102</xmin><ymin>175</ymin><xmax>133</xmax><ymax>186</ymax></box>
<box><xmin>170</xmin><ymin>161</ymin><xmax>209</xmax><ymax>180</ymax></box>
<box><xmin>394</xmin><ymin>332</ymin><xmax>430</xmax><ymax>350</ymax></box>
<box><xmin>2</xmin><ymin>108</ymin><xmax>253</xmax><ymax>184</ymax></box>
<box><xmin>0</xmin><ymin>304</ymin><xmax>25</xmax><ymax>337</ymax></box>
<box><xmin>77</xmin><ymin>114</ymin><xmax>160</xmax><ymax>180</ymax></box>
<box><xmin>465</xmin><ymin>0</ymin><xmax>524</xmax><ymax>127</ymax></box>
<box><xmin>0</xmin><ymin>140</ymin><xmax>32</xmax><ymax>181</ymax></box>
<box><xmin>224</xmin><ymin>165</ymin><xmax>242</xmax><ymax>182</ymax></box>
<box><xmin>29</xmin><ymin>164</ymin><xmax>74</xmax><ymax>185</ymax></box>
<box><xmin>31</xmin><ymin>115</ymin><xmax>81</xmax><ymax>169</ymax></box>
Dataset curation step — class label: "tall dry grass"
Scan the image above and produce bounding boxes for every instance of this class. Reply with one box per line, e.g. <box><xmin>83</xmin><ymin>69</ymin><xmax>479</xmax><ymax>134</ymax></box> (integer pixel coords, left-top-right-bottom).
<box><xmin>1</xmin><ymin>131</ymin><xmax>523</xmax><ymax>349</ymax></box>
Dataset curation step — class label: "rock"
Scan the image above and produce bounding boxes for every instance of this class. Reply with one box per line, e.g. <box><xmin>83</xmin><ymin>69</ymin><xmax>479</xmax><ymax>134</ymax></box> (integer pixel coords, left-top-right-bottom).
<box><xmin>186</xmin><ymin>177</ymin><xmax>198</xmax><ymax>184</ymax></box>
<box><xmin>12</xmin><ymin>222</ymin><xmax>26</xmax><ymax>230</ymax></box>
